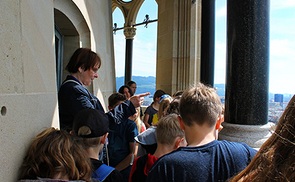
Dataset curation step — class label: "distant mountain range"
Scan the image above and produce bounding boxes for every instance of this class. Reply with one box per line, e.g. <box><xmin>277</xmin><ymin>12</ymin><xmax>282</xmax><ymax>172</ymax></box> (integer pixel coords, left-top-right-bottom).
<box><xmin>116</xmin><ymin>76</ymin><xmax>293</xmax><ymax>101</ymax></box>
<box><xmin>116</xmin><ymin>76</ymin><xmax>156</xmax><ymax>95</ymax></box>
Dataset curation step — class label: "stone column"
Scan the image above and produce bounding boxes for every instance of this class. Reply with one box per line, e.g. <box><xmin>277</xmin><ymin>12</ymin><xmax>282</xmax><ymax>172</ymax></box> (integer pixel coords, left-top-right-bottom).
<box><xmin>156</xmin><ymin>0</ymin><xmax>201</xmax><ymax>95</ymax></box>
<box><xmin>200</xmin><ymin>0</ymin><xmax>215</xmax><ymax>86</ymax></box>
<box><xmin>219</xmin><ymin>0</ymin><xmax>273</xmax><ymax>148</ymax></box>
<box><xmin>123</xmin><ymin>27</ymin><xmax>136</xmax><ymax>84</ymax></box>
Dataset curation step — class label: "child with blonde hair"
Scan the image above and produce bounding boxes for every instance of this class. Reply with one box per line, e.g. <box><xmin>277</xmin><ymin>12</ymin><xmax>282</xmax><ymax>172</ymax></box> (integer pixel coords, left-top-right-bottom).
<box><xmin>129</xmin><ymin>114</ymin><xmax>186</xmax><ymax>182</ymax></box>
<box><xmin>152</xmin><ymin>94</ymin><xmax>172</xmax><ymax>125</ymax></box>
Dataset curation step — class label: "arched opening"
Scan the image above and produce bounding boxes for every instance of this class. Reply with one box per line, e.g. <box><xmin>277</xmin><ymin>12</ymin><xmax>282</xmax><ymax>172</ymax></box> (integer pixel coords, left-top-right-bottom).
<box><xmin>112</xmin><ymin>0</ymin><xmax>158</xmax><ymax>102</ymax></box>
<box><xmin>53</xmin><ymin>0</ymin><xmax>91</xmax><ymax>92</ymax></box>
<box><xmin>133</xmin><ymin>0</ymin><xmax>158</xmax><ymax>78</ymax></box>
<box><xmin>113</xmin><ymin>7</ymin><xmax>125</xmax><ymax>89</ymax></box>
<box><xmin>54</xmin><ymin>9</ymin><xmax>79</xmax><ymax>89</ymax></box>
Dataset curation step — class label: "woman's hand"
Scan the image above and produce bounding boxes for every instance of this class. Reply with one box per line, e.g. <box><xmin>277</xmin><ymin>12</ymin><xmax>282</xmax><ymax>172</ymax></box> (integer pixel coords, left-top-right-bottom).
<box><xmin>129</xmin><ymin>93</ymin><xmax>150</xmax><ymax>108</ymax></box>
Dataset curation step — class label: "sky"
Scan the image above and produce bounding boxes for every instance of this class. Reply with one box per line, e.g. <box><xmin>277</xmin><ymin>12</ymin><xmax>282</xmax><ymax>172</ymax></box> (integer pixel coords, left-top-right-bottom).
<box><xmin>113</xmin><ymin>0</ymin><xmax>295</xmax><ymax>94</ymax></box>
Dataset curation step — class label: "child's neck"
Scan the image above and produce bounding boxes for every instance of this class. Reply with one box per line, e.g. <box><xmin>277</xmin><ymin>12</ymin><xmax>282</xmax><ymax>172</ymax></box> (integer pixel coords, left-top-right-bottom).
<box><xmin>86</xmin><ymin>145</ymin><xmax>102</xmax><ymax>160</ymax></box>
<box><xmin>153</xmin><ymin>144</ymin><xmax>175</xmax><ymax>159</ymax></box>
<box><xmin>185</xmin><ymin>123</ymin><xmax>216</xmax><ymax>147</ymax></box>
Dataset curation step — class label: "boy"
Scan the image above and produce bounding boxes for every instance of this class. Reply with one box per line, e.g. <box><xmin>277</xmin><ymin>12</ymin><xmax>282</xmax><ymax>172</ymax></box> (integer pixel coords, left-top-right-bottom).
<box><xmin>129</xmin><ymin>114</ymin><xmax>186</xmax><ymax>182</ymax></box>
<box><xmin>72</xmin><ymin>108</ymin><xmax>123</xmax><ymax>182</ymax></box>
<box><xmin>146</xmin><ymin>83</ymin><xmax>257</xmax><ymax>182</ymax></box>
<box><xmin>107</xmin><ymin>93</ymin><xmax>139</xmax><ymax>182</ymax></box>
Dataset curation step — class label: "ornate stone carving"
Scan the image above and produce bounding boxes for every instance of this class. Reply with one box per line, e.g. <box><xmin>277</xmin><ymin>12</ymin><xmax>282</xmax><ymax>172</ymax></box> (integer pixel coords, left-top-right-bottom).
<box><xmin>123</xmin><ymin>27</ymin><xmax>136</xmax><ymax>39</ymax></box>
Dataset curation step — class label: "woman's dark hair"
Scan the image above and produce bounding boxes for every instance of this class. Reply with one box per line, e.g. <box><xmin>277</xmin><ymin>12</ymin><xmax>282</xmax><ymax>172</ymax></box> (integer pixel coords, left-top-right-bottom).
<box><xmin>65</xmin><ymin>48</ymin><xmax>101</xmax><ymax>73</ymax></box>
<box><xmin>127</xmin><ymin>80</ymin><xmax>136</xmax><ymax>87</ymax></box>
<box><xmin>153</xmin><ymin>89</ymin><xmax>166</xmax><ymax>102</ymax></box>
<box><xmin>118</xmin><ymin>85</ymin><xmax>133</xmax><ymax>97</ymax></box>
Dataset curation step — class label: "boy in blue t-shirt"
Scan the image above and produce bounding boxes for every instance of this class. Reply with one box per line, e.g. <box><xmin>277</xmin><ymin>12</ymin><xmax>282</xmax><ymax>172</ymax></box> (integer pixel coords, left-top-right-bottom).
<box><xmin>147</xmin><ymin>83</ymin><xmax>257</xmax><ymax>182</ymax></box>
<box><xmin>107</xmin><ymin>93</ymin><xmax>139</xmax><ymax>182</ymax></box>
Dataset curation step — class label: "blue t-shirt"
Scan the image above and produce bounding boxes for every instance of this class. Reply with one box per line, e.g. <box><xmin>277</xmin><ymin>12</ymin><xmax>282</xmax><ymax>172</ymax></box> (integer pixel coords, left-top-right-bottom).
<box><xmin>108</xmin><ymin>118</ymin><xmax>139</xmax><ymax>181</ymax></box>
<box><xmin>146</xmin><ymin>140</ymin><xmax>257</xmax><ymax>182</ymax></box>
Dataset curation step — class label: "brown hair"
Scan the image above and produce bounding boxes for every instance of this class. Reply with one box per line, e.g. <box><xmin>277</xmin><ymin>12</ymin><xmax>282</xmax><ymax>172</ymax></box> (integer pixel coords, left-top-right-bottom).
<box><xmin>20</xmin><ymin>127</ymin><xmax>92</xmax><ymax>181</ymax></box>
<box><xmin>229</xmin><ymin>95</ymin><xmax>295</xmax><ymax>182</ymax></box>
<box><xmin>127</xmin><ymin>80</ymin><xmax>136</xmax><ymax>87</ymax></box>
<box><xmin>179</xmin><ymin>83</ymin><xmax>222</xmax><ymax>127</ymax></box>
<box><xmin>167</xmin><ymin>96</ymin><xmax>181</xmax><ymax>115</ymax></box>
<box><xmin>108</xmin><ymin>92</ymin><xmax>127</xmax><ymax>109</ymax></box>
<box><xmin>158</xmin><ymin>98</ymin><xmax>173</xmax><ymax>120</ymax></box>
<box><xmin>153</xmin><ymin>90</ymin><xmax>165</xmax><ymax>102</ymax></box>
<box><xmin>156</xmin><ymin>114</ymin><xmax>185</xmax><ymax>145</ymax></box>
<box><xmin>172</xmin><ymin>90</ymin><xmax>184</xmax><ymax>98</ymax></box>
<box><xmin>118</xmin><ymin>85</ymin><xmax>133</xmax><ymax>97</ymax></box>
<box><xmin>65</xmin><ymin>48</ymin><xmax>101</xmax><ymax>73</ymax></box>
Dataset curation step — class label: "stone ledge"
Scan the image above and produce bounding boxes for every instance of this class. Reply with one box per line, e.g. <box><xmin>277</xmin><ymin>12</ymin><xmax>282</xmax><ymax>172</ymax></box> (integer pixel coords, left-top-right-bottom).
<box><xmin>218</xmin><ymin>122</ymin><xmax>275</xmax><ymax>149</ymax></box>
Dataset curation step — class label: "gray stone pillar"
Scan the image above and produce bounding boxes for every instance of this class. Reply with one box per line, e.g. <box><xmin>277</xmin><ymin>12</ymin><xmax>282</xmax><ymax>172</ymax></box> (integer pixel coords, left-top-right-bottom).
<box><xmin>219</xmin><ymin>0</ymin><xmax>273</xmax><ymax>148</ymax></box>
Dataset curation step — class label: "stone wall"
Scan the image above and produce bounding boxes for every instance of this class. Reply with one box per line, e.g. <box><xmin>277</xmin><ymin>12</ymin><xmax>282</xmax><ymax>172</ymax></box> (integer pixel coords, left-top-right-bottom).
<box><xmin>0</xmin><ymin>0</ymin><xmax>115</xmax><ymax>180</ymax></box>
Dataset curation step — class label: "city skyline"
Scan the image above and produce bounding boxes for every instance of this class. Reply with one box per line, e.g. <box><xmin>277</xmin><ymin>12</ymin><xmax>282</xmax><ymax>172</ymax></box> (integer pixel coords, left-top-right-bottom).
<box><xmin>113</xmin><ymin>1</ymin><xmax>295</xmax><ymax>94</ymax></box>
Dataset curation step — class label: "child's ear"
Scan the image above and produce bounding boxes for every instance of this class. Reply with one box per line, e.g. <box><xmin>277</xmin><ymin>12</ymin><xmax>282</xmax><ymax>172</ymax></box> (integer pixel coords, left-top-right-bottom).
<box><xmin>215</xmin><ymin>115</ymin><xmax>223</xmax><ymax>130</ymax></box>
<box><xmin>108</xmin><ymin>106</ymin><xmax>112</xmax><ymax>111</ymax></box>
<box><xmin>101</xmin><ymin>133</ymin><xmax>109</xmax><ymax>144</ymax></box>
<box><xmin>174</xmin><ymin>137</ymin><xmax>184</xmax><ymax>149</ymax></box>
<box><xmin>177</xmin><ymin>116</ymin><xmax>185</xmax><ymax>130</ymax></box>
<box><xmin>69</xmin><ymin>131</ymin><xmax>74</xmax><ymax>135</ymax></box>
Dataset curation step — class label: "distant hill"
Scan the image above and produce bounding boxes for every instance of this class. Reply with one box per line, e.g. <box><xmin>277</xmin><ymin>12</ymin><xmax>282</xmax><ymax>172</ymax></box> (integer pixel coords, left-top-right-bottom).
<box><xmin>116</xmin><ymin>76</ymin><xmax>156</xmax><ymax>95</ymax></box>
<box><xmin>116</xmin><ymin>78</ymin><xmax>292</xmax><ymax>101</ymax></box>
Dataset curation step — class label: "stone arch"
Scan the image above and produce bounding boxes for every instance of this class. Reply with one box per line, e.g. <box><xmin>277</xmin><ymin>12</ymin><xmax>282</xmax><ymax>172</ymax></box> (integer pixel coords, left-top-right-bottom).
<box><xmin>112</xmin><ymin>0</ymin><xmax>145</xmax><ymax>27</ymax></box>
<box><xmin>53</xmin><ymin>0</ymin><xmax>91</xmax><ymax>91</ymax></box>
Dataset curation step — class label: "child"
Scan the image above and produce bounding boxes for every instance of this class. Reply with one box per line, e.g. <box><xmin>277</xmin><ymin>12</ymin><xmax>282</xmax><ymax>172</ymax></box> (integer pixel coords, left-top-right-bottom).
<box><xmin>129</xmin><ymin>107</ymin><xmax>146</xmax><ymax>133</ymax></box>
<box><xmin>129</xmin><ymin>114</ymin><xmax>186</xmax><ymax>182</ymax></box>
<box><xmin>143</xmin><ymin>89</ymin><xmax>165</xmax><ymax>128</ymax></box>
<box><xmin>19</xmin><ymin>127</ymin><xmax>92</xmax><ymax>181</ymax></box>
<box><xmin>107</xmin><ymin>93</ymin><xmax>139</xmax><ymax>182</ymax></box>
<box><xmin>152</xmin><ymin>94</ymin><xmax>172</xmax><ymax>125</ymax></box>
<box><xmin>135</xmin><ymin>96</ymin><xmax>182</xmax><ymax>157</ymax></box>
<box><xmin>147</xmin><ymin>83</ymin><xmax>257</xmax><ymax>182</ymax></box>
<box><xmin>72</xmin><ymin>108</ymin><xmax>123</xmax><ymax>182</ymax></box>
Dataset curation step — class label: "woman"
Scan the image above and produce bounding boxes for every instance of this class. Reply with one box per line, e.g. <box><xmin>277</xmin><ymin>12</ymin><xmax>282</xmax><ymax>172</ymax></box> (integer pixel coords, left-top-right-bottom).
<box><xmin>127</xmin><ymin>81</ymin><xmax>137</xmax><ymax>96</ymax></box>
<box><xmin>19</xmin><ymin>127</ymin><xmax>92</xmax><ymax>182</ymax></box>
<box><xmin>118</xmin><ymin>85</ymin><xmax>133</xmax><ymax>99</ymax></box>
<box><xmin>229</xmin><ymin>94</ymin><xmax>295</xmax><ymax>182</ymax></box>
<box><xmin>58</xmin><ymin>48</ymin><xmax>147</xmax><ymax>131</ymax></box>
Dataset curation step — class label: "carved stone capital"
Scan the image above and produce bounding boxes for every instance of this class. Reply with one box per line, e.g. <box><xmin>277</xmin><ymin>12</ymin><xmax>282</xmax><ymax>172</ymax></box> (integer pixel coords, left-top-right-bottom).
<box><xmin>123</xmin><ymin>27</ymin><xmax>136</xmax><ymax>39</ymax></box>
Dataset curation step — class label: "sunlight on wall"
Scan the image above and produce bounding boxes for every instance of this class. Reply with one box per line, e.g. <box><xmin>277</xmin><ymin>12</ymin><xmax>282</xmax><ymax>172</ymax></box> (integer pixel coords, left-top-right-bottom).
<box><xmin>51</xmin><ymin>102</ymin><xmax>60</xmax><ymax>128</ymax></box>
